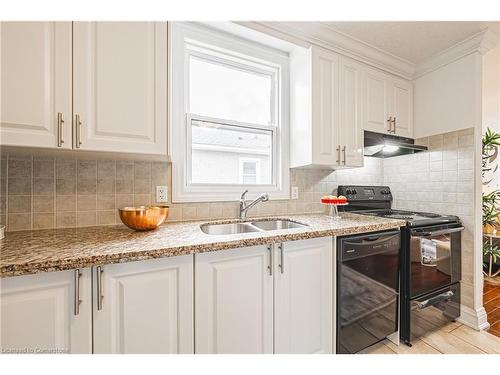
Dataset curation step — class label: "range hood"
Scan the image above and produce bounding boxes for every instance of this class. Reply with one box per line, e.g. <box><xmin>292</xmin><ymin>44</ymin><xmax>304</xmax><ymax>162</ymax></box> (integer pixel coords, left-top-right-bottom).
<box><xmin>363</xmin><ymin>131</ymin><xmax>427</xmax><ymax>158</ymax></box>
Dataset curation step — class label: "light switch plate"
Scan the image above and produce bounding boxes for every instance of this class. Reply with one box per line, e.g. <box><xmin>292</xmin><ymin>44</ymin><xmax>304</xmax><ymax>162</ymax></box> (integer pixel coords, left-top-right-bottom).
<box><xmin>156</xmin><ymin>186</ymin><xmax>168</xmax><ymax>203</ymax></box>
<box><xmin>291</xmin><ymin>186</ymin><xmax>299</xmax><ymax>200</ymax></box>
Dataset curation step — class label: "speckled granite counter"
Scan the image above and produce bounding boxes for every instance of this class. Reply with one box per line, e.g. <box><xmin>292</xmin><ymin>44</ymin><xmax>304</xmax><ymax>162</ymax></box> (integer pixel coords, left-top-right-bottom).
<box><xmin>0</xmin><ymin>213</ymin><xmax>405</xmax><ymax>277</ymax></box>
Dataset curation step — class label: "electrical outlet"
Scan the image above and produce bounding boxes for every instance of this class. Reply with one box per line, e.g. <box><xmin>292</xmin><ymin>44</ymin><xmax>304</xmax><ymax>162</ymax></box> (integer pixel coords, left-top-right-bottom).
<box><xmin>291</xmin><ymin>186</ymin><xmax>299</xmax><ymax>200</ymax></box>
<box><xmin>156</xmin><ymin>186</ymin><xmax>168</xmax><ymax>203</ymax></box>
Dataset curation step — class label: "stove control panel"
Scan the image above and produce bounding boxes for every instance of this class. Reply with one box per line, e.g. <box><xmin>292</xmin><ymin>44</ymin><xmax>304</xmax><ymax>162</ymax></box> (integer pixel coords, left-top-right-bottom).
<box><xmin>337</xmin><ymin>185</ymin><xmax>393</xmax><ymax>201</ymax></box>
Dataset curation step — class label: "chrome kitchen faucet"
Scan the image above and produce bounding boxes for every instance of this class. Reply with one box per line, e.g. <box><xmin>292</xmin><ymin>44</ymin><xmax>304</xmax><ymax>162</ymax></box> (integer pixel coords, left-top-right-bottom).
<box><xmin>239</xmin><ymin>190</ymin><xmax>269</xmax><ymax>219</ymax></box>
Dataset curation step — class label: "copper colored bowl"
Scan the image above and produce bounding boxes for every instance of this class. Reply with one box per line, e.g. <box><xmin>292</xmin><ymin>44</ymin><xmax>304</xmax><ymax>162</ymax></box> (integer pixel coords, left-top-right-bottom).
<box><xmin>118</xmin><ymin>205</ymin><xmax>169</xmax><ymax>231</ymax></box>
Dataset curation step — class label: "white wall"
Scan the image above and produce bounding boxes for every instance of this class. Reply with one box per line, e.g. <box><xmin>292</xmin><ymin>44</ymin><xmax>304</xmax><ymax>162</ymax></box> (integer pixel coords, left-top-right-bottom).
<box><xmin>414</xmin><ymin>53</ymin><xmax>482</xmax><ymax>139</ymax></box>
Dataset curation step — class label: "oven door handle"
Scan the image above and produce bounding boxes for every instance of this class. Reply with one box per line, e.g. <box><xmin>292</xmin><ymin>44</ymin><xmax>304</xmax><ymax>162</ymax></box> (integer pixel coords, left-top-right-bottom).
<box><xmin>413</xmin><ymin>226</ymin><xmax>464</xmax><ymax>237</ymax></box>
<box><xmin>416</xmin><ymin>290</ymin><xmax>454</xmax><ymax>310</ymax></box>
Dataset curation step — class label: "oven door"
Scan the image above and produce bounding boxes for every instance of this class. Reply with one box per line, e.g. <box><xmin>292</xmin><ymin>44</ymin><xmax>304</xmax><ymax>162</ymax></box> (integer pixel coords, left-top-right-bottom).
<box><xmin>410</xmin><ymin>283</ymin><xmax>460</xmax><ymax>342</ymax></box>
<box><xmin>409</xmin><ymin>225</ymin><xmax>463</xmax><ymax>298</ymax></box>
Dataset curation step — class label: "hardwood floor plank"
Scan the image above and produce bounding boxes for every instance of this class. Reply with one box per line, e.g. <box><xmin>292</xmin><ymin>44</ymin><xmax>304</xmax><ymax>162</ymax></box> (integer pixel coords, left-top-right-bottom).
<box><xmin>359</xmin><ymin>341</ymin><xmax>396</xmax><ymax>354</ymax></box>
<box><xmin>384</xmin><ymin>339</ymin><xmax>441</xmax><ymax>354</ymax></box>
<box><xmin>449</xmin><ymin>325</ymin><xmax>500</xmax><ymax>354</ymax></box>
<box><xmin>420</xmin><ymin>329</ymin><xmax>486</xmax><ymax>354</ymax></box>
<box><xmin>484</xmin><ymin>296</ymin><xmax>500</xmax><ymax>313</ymax></box>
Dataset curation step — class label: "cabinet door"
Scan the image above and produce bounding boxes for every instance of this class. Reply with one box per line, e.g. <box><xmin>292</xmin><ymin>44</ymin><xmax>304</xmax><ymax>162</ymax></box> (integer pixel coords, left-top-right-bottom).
<box><xmin>0</xmin><ymin>22</ymin><xmax>72</xmax><ymax>149</ymax></box>
<box><xmin>0</xmin><ymin>269</ymin><xmax>92</xmax><ymax>354</ymax></box>
<box><xmin>274</xmin><ymin>237</ymin><xmax>333</xmax><ymax>354</ymax></box>
<box><xmin>195</xmin><ymin>246</ymin><xmax>273</xmax><ymax>354</ymax></box>
<box><xmin>390</xmin><ymin>79</ymin><xmax>413</xmax><ymax>137</ymax></box>
<box><xmin>362</xmin><ymin>68</ymin><xmax>390</xmax><ymax>134</ymax></box>
<box><xmin>93</xmin><ymin>256</ymin><xmax>193</xmax><ymax>354</ymax></box>
<box><xmin>73</xmin><ymin>22</ymin><xmax>168</xmax><ymax>155</ymax></box>
<box><xmin>311</xmin><ymin>46</ymin><xmax>340</xmax><ymax>166</ymax></box>
<box><xmin>339</xmin><ymin>58</ymin><xmax>364</xmax><ymax>168</ymax></box>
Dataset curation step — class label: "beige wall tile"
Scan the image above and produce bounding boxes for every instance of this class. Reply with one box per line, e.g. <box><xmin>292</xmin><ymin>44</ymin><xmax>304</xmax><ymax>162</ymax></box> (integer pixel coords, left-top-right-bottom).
<box><xmin>8</xmin><ymin>195</ymin><xmax>31</xmax><ymax>213</ymax></box>
<box><xmin>33</xmin><ymin>195</ymin><xmax>54</xmax><ymax>213</ymax></box>
<box><xmin>97</xmin><ymin>194</ymin><xmax>115</xmax><ymax>210</ymax></box>
<box><xmin>33</xmin><ymin>213</ymin><xmax>55</xmax><ymax>229</ymax></box>
<box><xmin>116</xmin><ymin>179</ymin><xmax>134</xmax><ymax>194</ymax></box>
<box><xmin>116</xmin><ymin>194</ymin><xmax>134</xmax><ymax>209</ymax></box>
<box><xmin>77</xmin><ymin>195</ymin><xmax>97</xmax><ymax>211</ymax></box>
<box><xmin>97</xmin><ymin>210</ymin><xmax>116</xmax><ymax>225</ymax></box>
<box><xmin>116</xmin><ymin>161</ymin><xmax>134</xmax><ymax>180</ymax></box>
<box><xmin>56</xmin><ymin>160</ymin><xmax>76</xmax><ymax>179</ymax></box>
<box><xmin>8</xmin><ymin>158</ymin><xmax>32</xmax><ymax>178</ymax></box>
<box><xmin>134</xmin><ymin>161</ymin><xmax>150</xmax><ymax>179</ymax></box>
<box><xmin>77</xmin><ymin>178</ymin><xmax>97</xmax><ymax>194</ymax></box>
<box><xmin>134</xmin><ymin>194</ymin><xmax>151</xmax><ymax>206</ymax></box>
<box><xmin>8</xmin><ymin>178</ymin><xmax>32</xmax><ymax>195</ymax></box>
<box><xmin>97</xmin><ymin>178</ymin><xmax>115</xmax><ymax>194</ymax></box>
<box><xmin>97</xmin><ymin>160</ymin><xmax>116</xmax><ymax>179</ymax></box>
<box><xmin>33</xmin><ymin>178</ymin><xmax>54</xmax><ymax>195</ymax></box>
<box><xmin>56</xmin><ymin>211</ymin><xmax>76</xmax><ymax>228</ymax></box>
<box><xmin>56</xmin><ymin>179</ymin><xmax>76</xmax><ymax>195</ymax></box>
<box><xmin>56</xmin><ymin>195</ymin><xmax>76</xmax><ymax>212</ymax></box>
<box><xmin>33</xmin><ymin>160</ymin><xmax>55</xmax><ymax>178</ymax></box>
<box><xmin>77</xmin><ymin>211</ymin><xmax>97</xmax><ymax>227</ymax></box>
<box><xmin>77</xmin><ymin>160</ymin><xmax>97</xmax><ymax>179</ymax></box>
<box><xmin>8</xmin><ymin>213</ymin><xmax>31</xmax><ymax>231</ymax></box>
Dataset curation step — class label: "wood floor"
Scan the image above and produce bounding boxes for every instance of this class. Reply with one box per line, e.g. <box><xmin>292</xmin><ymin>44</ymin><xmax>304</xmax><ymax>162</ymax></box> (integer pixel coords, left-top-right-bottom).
<box><xmin>484</xmin><ymin>279</ymin><xmax>500</xmax><ymax>337</ymax></box>
<box><xmin>361</xmin><ymin>322</ymin><xmax>500</xmax><ymax>354</ymax></box>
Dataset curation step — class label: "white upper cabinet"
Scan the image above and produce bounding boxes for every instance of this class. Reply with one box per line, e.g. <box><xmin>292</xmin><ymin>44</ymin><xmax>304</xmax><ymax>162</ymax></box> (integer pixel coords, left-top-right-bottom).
<box><xmin>389</xmin><ymin>78</ymin><xmax>413</xmax><ymax>137</ymax></box>
<box><xmin>0</xmin><ymin>21</ymin><xmax>168</xmax><ymax>156</ymax></box>
<box><xmin>310</xmin><ymin>47</ymin><xmax>341</xmax><ymax>166</ymax></box>
<box><xmin>339</xmin><ymin>58</ymin><xmax>364</xmax><ymax>167</ymax></box>
<box><xmin>93</xmin><ymin>256</ymin><xmax>194</xmax><ymax>354</ymax></box>
<box><xmin>362</xmin><ymin>66</ymin><xmax>413</xmax><ymax>137</ymax></box>
<box><xmin>290</xmin><ymin>46</ymin><xmax>363</xmax><ymax>169</ymax></box>
<box><xmin>73</xmin><ymin>22</ymin><xmax>168</xmax><ymax>155</ymax></box>
<box><xmin>195</xmin><ymin>245</ymin><xmax>274</xmax><ymax>354</ymax></box>
<box><xmin>0</xmin><ymin>269</ymin><xmax>92</xmax><ymax>354</ymax></box>
<box><xmin>0</xmin><ymin>22</ymin><xmax>72</xmax><ymax>149</ymax></box>
<box><xmin>274</xmin><ymin>237</ymin><xmax>333</xmax><ymax>354</ymax></box>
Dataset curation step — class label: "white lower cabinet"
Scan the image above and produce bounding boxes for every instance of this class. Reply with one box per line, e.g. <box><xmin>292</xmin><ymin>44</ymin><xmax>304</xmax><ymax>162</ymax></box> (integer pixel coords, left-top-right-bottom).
<box><xmin>195</xmin><ymin>237</ymin><xmax>333</xmax><ymax>354</ymax></box>
<box><xmin>93</xmin><ymin>256</ymin><xmax>194</xmax><ymax>354</ymax></box>
<box><xmin>274</xmin><ymin>237</ymin><xmax>333</xmax><ymax>354</ymax></box>
<box><xmin>195</xmin><ymin>245</ymin><xmax>274</xmax><ymax>354</ymax></box>
<box><xmin>0</xmin><ymin>269</ymin><xmax>92</xmax><ymax>354</ymax></box>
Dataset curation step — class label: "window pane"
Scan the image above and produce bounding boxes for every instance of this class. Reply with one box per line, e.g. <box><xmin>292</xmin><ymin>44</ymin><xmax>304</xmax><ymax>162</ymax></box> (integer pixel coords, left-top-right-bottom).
<box><xmin>189</xmin><ymin>56</ymin><xmax>273</xmax><ymax>125</ymax></box>
<box><xmin>191</xmin><ymin>120</ymin><xmax>272</xmax><ymax>185</ymax></box>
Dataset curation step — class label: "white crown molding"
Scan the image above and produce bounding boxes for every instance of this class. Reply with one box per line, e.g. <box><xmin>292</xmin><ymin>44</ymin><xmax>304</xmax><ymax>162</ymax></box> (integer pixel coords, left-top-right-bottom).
<box><xmin>414</xmin><ymin>28</ymin><xmax>500</xmax><ymax>79</ymax></box>
<box><xmin>238</xmin><ymin>21</ymin><xmax>416</xmax><ymax>79</ymax></box>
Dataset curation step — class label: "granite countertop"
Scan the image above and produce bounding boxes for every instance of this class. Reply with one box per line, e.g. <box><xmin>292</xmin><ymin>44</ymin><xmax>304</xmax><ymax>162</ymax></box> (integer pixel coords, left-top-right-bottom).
<box><xmin>0</xmin><ymin>213</ymin><xmax>405</xmax><ymax>277</ymax></box>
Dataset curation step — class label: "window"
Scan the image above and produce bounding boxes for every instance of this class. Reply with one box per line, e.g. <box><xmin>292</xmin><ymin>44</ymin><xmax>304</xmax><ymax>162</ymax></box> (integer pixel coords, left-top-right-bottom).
<box><xmin>239</xmin><ymin>158</ymin><xmax>261</xmax><ymax>184</ymax></box>
<box><xmin>171</xmin><ymin>23</ymin><xmax>290</xmax><ymax>202</ymax></box>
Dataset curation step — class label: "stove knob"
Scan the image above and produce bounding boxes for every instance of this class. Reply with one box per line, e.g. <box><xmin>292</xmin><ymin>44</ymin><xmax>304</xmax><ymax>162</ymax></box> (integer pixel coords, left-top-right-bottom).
<box><xmin>352</xmin><ymin>189</ymin><xmax>357</xmax><ymax>195</ymax></box>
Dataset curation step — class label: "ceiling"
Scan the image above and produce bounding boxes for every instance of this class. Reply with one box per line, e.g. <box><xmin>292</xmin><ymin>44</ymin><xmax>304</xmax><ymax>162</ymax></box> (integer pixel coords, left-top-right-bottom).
<box><xmin>322</xmin><ymin>21</ymin><xmax>498</xmax><ymax>64</ymax></box>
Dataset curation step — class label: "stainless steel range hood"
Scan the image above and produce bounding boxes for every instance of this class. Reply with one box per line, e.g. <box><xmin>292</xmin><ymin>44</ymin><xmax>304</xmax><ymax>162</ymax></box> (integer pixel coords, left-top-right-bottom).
<box><xmin>363</xmin><ymin>131</ymin><xmax>427</xmax><ymax>158</ymax></box>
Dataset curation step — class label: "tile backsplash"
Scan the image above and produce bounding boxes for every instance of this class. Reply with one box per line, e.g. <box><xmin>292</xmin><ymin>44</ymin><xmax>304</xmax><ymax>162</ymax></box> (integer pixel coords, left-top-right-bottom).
<box><xmin>0</xmin><ymin>128</ymin><xmax>473</xmax><ymax>233</ymax></box>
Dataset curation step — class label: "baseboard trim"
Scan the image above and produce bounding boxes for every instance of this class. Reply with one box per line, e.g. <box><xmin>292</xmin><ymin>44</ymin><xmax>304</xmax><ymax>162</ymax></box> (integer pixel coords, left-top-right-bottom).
<box><xmin>458</xmin><ymin>305</ymin><xmax>490</xmax><ymax>330</ymax></box>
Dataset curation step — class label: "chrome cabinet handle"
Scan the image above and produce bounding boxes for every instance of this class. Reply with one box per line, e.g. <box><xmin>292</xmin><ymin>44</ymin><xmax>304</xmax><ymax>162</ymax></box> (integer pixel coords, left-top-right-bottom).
<box><xmin>392</xmin><ymin>117</ymin><xmax>396</xmax><ymax>134</ymax></box>
<box><xmin>75</xmin><ymin>114</ymin><xmax>82</xmax><ymax>148</ymax></box>
<box><xmin>57</xmin><ymin>112</ymin><xmax>65</xmax><ymax>147</ymax></box>
<box><xmin>387</xmin><ymin>116</ymin><xmax>393</xmax><ymax>133</ymax></box>
<box><xmin>417</xmin><ymin>291</ymin><xmax>454</xmax><ymax>310</ymax></box>
<box><xmin>336</xmin><ymin>145</ymin><xmax>341</xmax><ymax>164</ymax></box>
<box><xmin>96</xmin><ymin>266</ymin><xmax>104</xmax><ymax>310</ymax></box>
<box><xmin>74</xmin><ymin>269</ymin><xmax>82</xmax><ymax>316</ymax></box>
<box><xmin>278</xmin><ymin>243</ymin><xmax>284</xmax><ymax>274</ymax></box>
<box><xmin>267</xmin><ymin>245</ymin><xmax>272</xmax><ymax>276</ymax></box>
<box><xmin>342</xmin><ymin>145</ymin><xmax>346</xmax><ymax>165</ymax></box>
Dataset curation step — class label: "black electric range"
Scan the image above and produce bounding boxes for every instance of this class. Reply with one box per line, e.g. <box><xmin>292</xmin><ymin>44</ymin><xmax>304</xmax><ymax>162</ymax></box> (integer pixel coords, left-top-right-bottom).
<box><xmin>337</xmin><ymin>185</ymin><xmax>464</xmax><ymax>346</ymax></box>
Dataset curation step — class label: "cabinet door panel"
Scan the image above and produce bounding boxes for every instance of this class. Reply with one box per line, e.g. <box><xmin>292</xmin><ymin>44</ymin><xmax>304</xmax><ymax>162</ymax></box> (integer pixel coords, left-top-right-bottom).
<box><xmin>73</xmin><ymin>22</ymin><xmax>167</xmax><ymax>155</ymax></box>
<box><xmin>340</xmin><ymin>59</ymin><xmax>363</xmax><ymax>167</ymax></box>
<box><xmin>0</xmin><ymin>22</ymin><xmax>72</xmax><ymax>149</ymax></box>
<box><xmin>274</xmin><ymin>237</ymin><xmax>333</xmax><ymax>354</ymax></box>
<box><xmin>195</xmin><ymin>246</ymin><xmax>273</xmax><ymax>354</ymax></box>
<box><xmin>312</xmin><ymin>47</ymin><xmax>340</xmax><ymax>165</ymax></box>
<box><xmin>391</xmin><ymin>80</ymin><xmax>413</xmax><ymax>137</ymax></box>
<box><xmin>0</xmin><ymin>269</ymin><xmax>92</xmax><ymax>353</ymax></box>
<box><xmin>93</xmin><ymin>256</ymin><xmax>193</xmax><ymax>354</ymax></box>
<box><xmin>363</xmin><ymin>71</ymin><xmax>389</xmax><ymax>133</ymax></box>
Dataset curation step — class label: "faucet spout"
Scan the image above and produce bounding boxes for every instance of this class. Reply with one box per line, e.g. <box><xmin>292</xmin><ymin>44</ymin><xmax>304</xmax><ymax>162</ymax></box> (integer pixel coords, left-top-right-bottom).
<box><xmin>239</xmin><ymin>191</ymin><xmax>269</xmax><ymax>219</ymax></box>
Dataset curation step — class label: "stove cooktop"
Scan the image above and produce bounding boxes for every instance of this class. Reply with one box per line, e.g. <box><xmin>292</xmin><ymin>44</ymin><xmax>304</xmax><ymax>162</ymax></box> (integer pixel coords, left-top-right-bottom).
<box><xmin>354</xmin><ymin>209</ymin><xmax>459</xmax><ymax>227</ymax></box>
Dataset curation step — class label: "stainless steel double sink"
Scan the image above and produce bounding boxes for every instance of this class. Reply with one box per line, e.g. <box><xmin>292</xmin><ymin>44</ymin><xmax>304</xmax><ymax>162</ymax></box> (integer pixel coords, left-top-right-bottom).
<box><xmin>200</xmin><ymin>219</ymin><xmax>308</xmax><ymax>235</ymax></box>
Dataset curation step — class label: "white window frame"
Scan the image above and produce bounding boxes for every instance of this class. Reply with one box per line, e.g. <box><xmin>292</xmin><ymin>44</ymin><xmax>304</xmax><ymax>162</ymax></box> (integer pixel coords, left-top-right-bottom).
<box><xmin>170</xmin><ymin>22</ymin><xmax>290</xmax><ymax>202</ymax></box>
<box><xmin>239</xmin><ymin>158</ymin><xmax>261</xmax><ymax>185</ymax></box>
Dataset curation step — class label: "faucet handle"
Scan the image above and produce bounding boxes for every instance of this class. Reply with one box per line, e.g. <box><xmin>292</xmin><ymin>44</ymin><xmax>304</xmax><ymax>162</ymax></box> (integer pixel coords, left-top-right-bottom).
<box><xmin>240</xmin><ymin>190</ymin><xmax>249</xmax><ymax>201</ymax></box>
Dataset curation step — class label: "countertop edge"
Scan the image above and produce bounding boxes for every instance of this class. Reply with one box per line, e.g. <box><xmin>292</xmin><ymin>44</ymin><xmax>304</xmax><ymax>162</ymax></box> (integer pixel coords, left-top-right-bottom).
<box><xmin>0</xmin><ymin>219</ymin><xmax>404</xmax><ymax>278</ymax></box>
